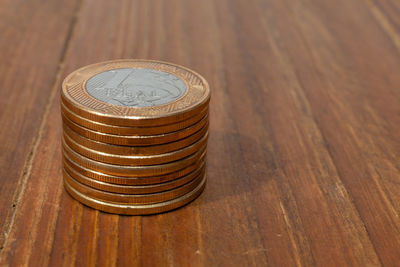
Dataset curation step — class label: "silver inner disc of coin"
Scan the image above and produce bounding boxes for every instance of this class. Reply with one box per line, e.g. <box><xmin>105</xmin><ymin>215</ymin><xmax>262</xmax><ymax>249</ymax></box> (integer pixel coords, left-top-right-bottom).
<box><xmin>85</xmin><ymin>68</ymin><xmax>187</xmax><ymax>107</ymax></box>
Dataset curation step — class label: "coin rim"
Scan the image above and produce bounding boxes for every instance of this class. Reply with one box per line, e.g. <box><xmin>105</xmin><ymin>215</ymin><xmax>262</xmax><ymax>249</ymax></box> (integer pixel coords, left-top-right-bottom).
<box><xmin>63</xmin><ymin>130</ymin><xmax>208</xmax><ymax>166</ymax></box>
<box><xmin>63</xmin><ymin>122</ymin><xmax>209</xmax><ymax>155</ymax></box>
<box><xmin>62</xmin><ymin>152</ymin><xmax>205</xmax><ymax>185</ymax></box>
<box><xmin>64</xmin><ymin>158</ymin><xmax>206</xmax><ymax>194</ymax></box>
<box><xmin>61</xmin><ymin>101</ymin><xmax>209</xmax><ymax>136</ymax></box>
<box><xmin>63</xmin><ymin>168</ymin><xmax>204</xmax><ymax>204</ymax></box>
<box><xmin>62</xmin><ymin>112</ymin><xmax>209</xmax><ymax>146</ymax></box>
<box><xmin>62</xmin><ymin>140</ymin><xmax>207</xmax><ymax>177</ymax></box>
<box><xmin>64</xmin><ymin>173</ymin><xmax>206</xmax><ymax>215</ymax></box>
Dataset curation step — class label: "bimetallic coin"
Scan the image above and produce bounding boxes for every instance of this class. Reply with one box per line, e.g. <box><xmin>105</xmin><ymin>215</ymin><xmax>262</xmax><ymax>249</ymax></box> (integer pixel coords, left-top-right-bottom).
<box><xmin>63</xmin><ymin>123</ymin><xmax>208</xmax><ymax>156</ymax></box>
<box><xmin>64</xmin><ymin>159</ymin><xmax>205</xmax><ymax>194</ymax></box>
<box><xmin>63</xmin><ymin>169</ymin><xmax>204</xmax><ymax>204</ymax></box>
<box><xmin>62</xmin><ymin>112</ymin><xmax>208</xmax><ymax>146</ymax></box>
<box><xmin>61</xmin><ymin>59</ymin><xmax>210</xmax><ymax>127</ymax></box>
<box><xmin>61</xmin><ymin>59</ymin><xmax>210</xmax><ymax>215</ymax></box>
<box><xmin>62</xmin><ymin>102</ymin><xmax>208</xmax><ymax>136</ymax></box>
<box><xmin>63</xmin><ymin>152</ymin><xmax>205</xmax><ymax>185</ymax></box>
<box><xmin>64</xmin><ymin>173</ymin><xmax>206</xmax><ymax>215</ymax></box>
<box><xmin>63</xmin><ymin>140</ymin><xmax>207</xmax><ymax>177</ymax></box>
<box><xmin>63</xmin><ymin>131</ymin><xmax>208</xmax><ymax>166</ymax></box>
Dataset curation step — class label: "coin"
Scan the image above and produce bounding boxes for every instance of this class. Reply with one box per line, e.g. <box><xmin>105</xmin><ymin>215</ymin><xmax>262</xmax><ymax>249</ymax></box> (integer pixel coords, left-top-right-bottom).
<box><xmin>63</xmin><ymin>168</ymin><xmax>204</xmax><ymax>204</ymax></box>
<box><xmin>62</xmin><ymin>102</ymin><xmax>208</xmax><ymax>136</ymax></box>
<box><xmin>61</xmin><ymin>59</ymin><xmax>211</xmax><ymax>127</ymax></box>
<box><xmin>63</xmin><ymin>152</ymin><xmax>205</xmax><ymax>185</ymax></box>
<box><xmin>62</xmin><ymin>112</ymin><xmax>208</xmax><ymax>146</ymax></box>
<box><xmin>64</xmin><ymin>158</ymin><xmax>205</xmax><ymax>194</ymax></box>
<box><xmin>63</xmin><ymin>122</ymin><xmax>208</xmax><ymax>155</ymax></box>
<box><xmin>63</xmin><ymin>130</ymin><xmax>208</xmax><ymax>166</ymax></box>
<box><xmin>64</xmin><ymin>173</ymin><xmax>207</xmax><ymax>215</ymax></box>
<box><xmin>63</xmin><ymin>139</ymin><xmax>207</xmax><ymax>177</ymax></box>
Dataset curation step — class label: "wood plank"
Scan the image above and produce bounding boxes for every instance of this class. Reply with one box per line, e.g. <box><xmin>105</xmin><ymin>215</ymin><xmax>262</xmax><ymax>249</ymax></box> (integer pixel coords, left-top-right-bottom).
<box><xmin>252</xmin><ymin>0</ymin><xmax>400</xmax><ymax>265</ymax></box>
<box><xmin>0</xmin><ymin>0</ymin><xmax>80</xmax><ymax>249</ymax></box>
<box><xmin>1</xmin><ymin>0</ymin><xmax>400</xmax><ymax>265</ymax></box>
<box><xmin>208</xmin><ymin>1</ymin><xmax>380</xmax><ymax>265</ymax></box>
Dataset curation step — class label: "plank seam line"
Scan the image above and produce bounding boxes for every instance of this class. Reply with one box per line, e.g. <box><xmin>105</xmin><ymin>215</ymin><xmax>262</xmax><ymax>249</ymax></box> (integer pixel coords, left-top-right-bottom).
<box><xmin>0</xmin><ymin>0</ymin><xmax>84</xmax><ymax>255</ymax></box>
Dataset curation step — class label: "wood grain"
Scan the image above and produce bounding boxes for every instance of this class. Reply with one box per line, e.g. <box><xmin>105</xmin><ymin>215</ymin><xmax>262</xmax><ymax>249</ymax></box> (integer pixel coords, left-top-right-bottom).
<box><xmin>1</xmin><ymin>0</ymin><xmax>400</xmax><ymax>266</ymax></box>
<box><xmin>0</xmin><ymin>0</ymin><xmax>80</xmax><ymax>248</ymax></box>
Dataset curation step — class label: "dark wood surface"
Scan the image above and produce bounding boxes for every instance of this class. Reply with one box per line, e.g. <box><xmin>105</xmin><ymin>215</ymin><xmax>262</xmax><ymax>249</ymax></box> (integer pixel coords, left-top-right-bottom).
<box><xmin>1</xmin><ymin>0</ymin><xmax>400</xmax><ymax>266</ymax></box>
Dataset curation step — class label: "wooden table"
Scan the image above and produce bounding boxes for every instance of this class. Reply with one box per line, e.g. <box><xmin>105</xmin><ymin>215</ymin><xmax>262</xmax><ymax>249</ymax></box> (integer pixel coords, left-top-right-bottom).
<box><xmin>1</xmin><ymin>0</ymin><xmax>399</xmax><ymax>266</ymax></box>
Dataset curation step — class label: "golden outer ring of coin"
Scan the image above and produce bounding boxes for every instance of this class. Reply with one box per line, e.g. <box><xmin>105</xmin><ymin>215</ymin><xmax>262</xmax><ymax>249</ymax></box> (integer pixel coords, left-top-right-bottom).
<box><xmin>61</xmin><ymin>59</ymin><xmax>211</xmax><ymax>127</ymax></box>
<box><xmin>63</xmin><ymin>152</ymin><xmax>205</xmax><ymax>185</ymax></box>
<box><xmin>63</xmin><ymin>140</ymin><xmax>207</xmax><ymax>177</ymax></box>
<box><xmin>62</xmin><ymin>112</ymin><xmax>208</xmax><ymax>146</ymax></box>
<box><xmin>64</xmin><ymin>158</ymin><xmax>206</xmax><ymax>194</ymax></box>
<box><xmin>63</xmin><ymin>122</ymin><xmax>208</xmax><ymax>155</ymax></box>
<box><xmin>62</xmin><ymin>102</ymin><xmax>209</xmax><ymax>136</ymax></box>
<box><xmin>63</xmin><ymin>168</ymin><xmax>204</xmax><ymax>204</ymax></box>
<box><xmin>63</xmin><ymin>130</ymin><xmax>208</xmax><ymax>166</ymax></box>
<box><xmin>63</xmin><ymin>174</ymin><xmax>206</xmax><ymax>215</ymax></box>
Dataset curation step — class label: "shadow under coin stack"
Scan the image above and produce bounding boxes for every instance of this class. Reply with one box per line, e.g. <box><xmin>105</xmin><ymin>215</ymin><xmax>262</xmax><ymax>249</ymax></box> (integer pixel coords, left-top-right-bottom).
<box><xmin>60</xmin><ymin>59</ymin><xmax>210</xmax><ymax>215</ymax></box>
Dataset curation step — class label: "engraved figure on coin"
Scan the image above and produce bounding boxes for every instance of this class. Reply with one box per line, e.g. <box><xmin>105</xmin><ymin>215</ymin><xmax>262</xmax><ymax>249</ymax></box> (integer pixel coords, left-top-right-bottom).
<box><xmin>85</xmin><ymin>68</ymin><xmax>187</xmax><ymax>107</ymax></box>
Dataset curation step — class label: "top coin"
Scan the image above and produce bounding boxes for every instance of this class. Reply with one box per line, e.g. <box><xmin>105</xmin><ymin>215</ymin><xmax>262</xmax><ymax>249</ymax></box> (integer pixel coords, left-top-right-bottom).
<box><xmin>61</xmin><ymin>59</ymin><xmax>211</xmax><ymax>126</ymax></box>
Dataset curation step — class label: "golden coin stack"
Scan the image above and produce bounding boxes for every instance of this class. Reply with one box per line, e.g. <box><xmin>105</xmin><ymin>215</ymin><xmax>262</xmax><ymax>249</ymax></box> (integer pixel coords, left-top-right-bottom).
<box><xmin>60</xmin><ymin>59</ymin><xmax>210</xmax><ymax>215</ymax></box>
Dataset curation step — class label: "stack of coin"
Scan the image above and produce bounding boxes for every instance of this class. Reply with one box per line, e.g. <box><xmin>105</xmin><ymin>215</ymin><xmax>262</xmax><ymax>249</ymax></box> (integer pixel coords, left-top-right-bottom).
<box><xmin>61</xmin><ymin>59</ymin><xmax>210</xmax><ymax>215</ymax></box>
